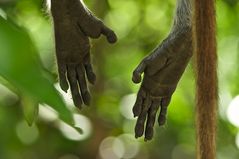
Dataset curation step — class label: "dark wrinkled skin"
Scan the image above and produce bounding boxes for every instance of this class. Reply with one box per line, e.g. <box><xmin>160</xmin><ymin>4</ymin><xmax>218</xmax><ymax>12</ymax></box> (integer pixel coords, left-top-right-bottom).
<box><xmin>51</xmin><ymin>0</ymin><xmax>117</xmax><ymax>108</ymax></box>
<box><xmin>132</xmin><ymin>0</ymin><xmax>193</xmax><ymax>141</ymax></box>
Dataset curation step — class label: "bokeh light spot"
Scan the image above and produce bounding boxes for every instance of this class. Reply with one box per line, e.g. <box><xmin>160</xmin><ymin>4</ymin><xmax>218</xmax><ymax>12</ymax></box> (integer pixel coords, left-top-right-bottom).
<box><xmin>120</xmin><ymin>94</ymin><xmax>136</xmax><ymax>120</ymax></box>
<box><xmin>112</xmin><ymin>138</ymin><xmax>125</xmax><ymax>158</ymax></box>
<box><xmin>0</xmin><ymin>8</ymin><xmax>7</xmax><ymax>19</ymax></box>
<box><xmin>236</xmin><ymin>133</ymin><xmax>239</xmax><ymax>149</ymax></box>
<box><xmin>99</xmin><ymin>135</ymin><xmax>140</xmax><ymax>159</ymax></box>
<box><xmin>57</xmin><ymin>114</ymin><xmax>92</xmax><ymax>141</ymax></box>
<box><xmin>117</xmin><ymin>134</ymin><xmax>140</xmax><ymax>159</ymax></box>
<box><xmin>99</xmin><ymin>137</ymin><xmax>120</xmax><ymax>159</ymax></box>
<box><xmin>16</xmin><ymin>121</ymin><xmax>39</xmax><ymax>145</ymax></box>
<box><xmin>38</xmin><ymin>104</ymin><xmax>59</xmax><ymax>122</ymax></box>
<box><xmin>227</xmin><ymin>95</ymin><xmax>239</xmax><ymax>127</ymax></box>
<box><xmin>55</xmin><ymin>83</ymin><xmax>74</xmax><ymax>110</ymax></box>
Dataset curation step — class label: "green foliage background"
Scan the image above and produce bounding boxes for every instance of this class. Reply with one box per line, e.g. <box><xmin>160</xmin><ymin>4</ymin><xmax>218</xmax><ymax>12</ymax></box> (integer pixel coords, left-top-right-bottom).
<box><xmin>0</xmin><ymin>0</ymin><xmax>239</xmax><ymax>159</ymax></box>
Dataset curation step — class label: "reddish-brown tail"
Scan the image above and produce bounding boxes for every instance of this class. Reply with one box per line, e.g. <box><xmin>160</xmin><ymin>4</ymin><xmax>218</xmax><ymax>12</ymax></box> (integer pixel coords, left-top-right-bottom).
<box><xmin>193</xmin><ymin>0</ymin><xmax>218</xmax><ymax>159</ymax></box>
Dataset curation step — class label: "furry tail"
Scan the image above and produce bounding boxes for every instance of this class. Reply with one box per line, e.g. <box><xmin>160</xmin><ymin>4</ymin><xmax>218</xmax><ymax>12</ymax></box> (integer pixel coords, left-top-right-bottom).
<box><xmin>193</xmin><ymin>0</ymin><xmax>218</xmax><ymax>159</ymax></box>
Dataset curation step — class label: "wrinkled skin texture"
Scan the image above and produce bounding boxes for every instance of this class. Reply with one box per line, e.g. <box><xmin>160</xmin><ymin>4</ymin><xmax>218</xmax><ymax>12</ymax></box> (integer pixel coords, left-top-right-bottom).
<box><xmin>51</xmin><ymin>0</ymin><xmax>117</xmax><ymax>108</ymax></box>
<box><xmin>132</xmin><ymin>26</ymin><xmax>192</xmax><ymax>140</ymax></box>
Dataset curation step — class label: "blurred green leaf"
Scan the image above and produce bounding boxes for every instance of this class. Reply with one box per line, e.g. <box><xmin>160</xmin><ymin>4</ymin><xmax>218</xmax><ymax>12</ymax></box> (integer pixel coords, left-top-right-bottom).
<box><xmin>21</xmin><ymin>94</ymin><xmax>38</xmax><ymax>126</ymax></box>
<box><xmin>0</xmin><ymin>16</ymin><xmax>73</xmax><ymax>125</ymax></box>
<box><xmin>0</xmin><ymin>1</ymin><xmax>239</xmax><ymax>159</ymax></box>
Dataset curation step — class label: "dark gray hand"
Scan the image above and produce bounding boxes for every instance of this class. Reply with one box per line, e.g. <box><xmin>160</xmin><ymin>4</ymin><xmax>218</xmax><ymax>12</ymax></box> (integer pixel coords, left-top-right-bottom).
<box><xmin>132</xmin><ymin>27</ymin><xmax>192</xmax><ymax>141</ymax></box>
<box><xmin>51</xmin><ymin>0</ymin><xmax>117</xmax><ymax>108</ymax></box>
<box><xmin>66</xmin><ymin>0</ymin><xmax>117</xmax><ymax>43</ymax></box>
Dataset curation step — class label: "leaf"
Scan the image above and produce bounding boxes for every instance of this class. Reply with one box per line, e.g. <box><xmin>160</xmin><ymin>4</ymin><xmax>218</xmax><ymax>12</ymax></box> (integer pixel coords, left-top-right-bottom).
<box><xmin>21</xmin><ymin>94</ymin><xmax>39</xmax><ymax>126</ymax></box>
<box><xmin>0</xmin><ymin>16</ymin><xmax>73</xmax><ymax>125</ymax></box>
